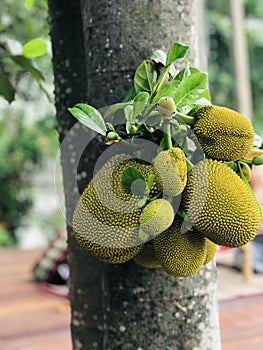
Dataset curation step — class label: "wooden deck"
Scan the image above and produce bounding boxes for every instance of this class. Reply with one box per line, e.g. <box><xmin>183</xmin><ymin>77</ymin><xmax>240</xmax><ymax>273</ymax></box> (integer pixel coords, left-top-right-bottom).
<box><xmin>0</xmin><ymin>248</ymin><xmax>262</xmax><ymax>350</ymax></box>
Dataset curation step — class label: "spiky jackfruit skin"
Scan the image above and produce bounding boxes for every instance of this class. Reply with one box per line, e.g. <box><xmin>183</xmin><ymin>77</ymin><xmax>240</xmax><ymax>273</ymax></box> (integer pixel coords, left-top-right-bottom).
<box><xmin>154</xmin><ymin>218</ymin><xmax>207</xmax><ymax>277</ymax></box>
<box><xmin>73</xmin><ymin>154</ymin><xmax>162</xmax><ymax>263</ymax></box>
<box><xmin>139</xmin><ymin>199</ymin><xmax>174</xmax><ymax>237</ymax></box>
<box><xmin>203</xmin><ymin>239</ymin><xmax>217</xmax><ymax>265</ymax></box>
<box><xmin>133</xmin><ymin>241</ymin><xmax>161</xmax><ymax>268</ymax></box>
<box><xmin>153</xmin><ymin>148</ymin><xmax>187</xmax><ymax>196</ymax></box>
<box><xmin>193</xmin><ymin>105</ymin><xmax>254</xmax><ymax>161</ymax></box>
<box><xmin>182</xmin><ymin>159</ymin><xmax>261</xmax><ymax>247</ymax></box>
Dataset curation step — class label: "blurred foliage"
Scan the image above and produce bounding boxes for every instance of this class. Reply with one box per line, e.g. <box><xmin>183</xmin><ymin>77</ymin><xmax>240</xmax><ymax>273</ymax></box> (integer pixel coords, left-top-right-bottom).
<box><xmin>0</xmin><ymin>0</ymin><xmax>51</xmax><ymax>102</ymax></box>
<box><xmin>0</xmin><ymin>0</ymin><xmax>59</xmax><ymax>246</ymax></box>
<box><xmin>0</xmin><ymin>116</ymin><xmax>41</xmax><ymax>237</ymax></box>
<box><xmin>206</xmin><ymin>0</ymin><xmax>263</xmax><ymax>136</ymax></box>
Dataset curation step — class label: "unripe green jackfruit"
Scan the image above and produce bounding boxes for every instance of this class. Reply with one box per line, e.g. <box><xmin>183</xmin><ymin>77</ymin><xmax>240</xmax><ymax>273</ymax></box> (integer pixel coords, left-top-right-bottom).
<box><xmin>193</xmin><ymin>105</ymin><xmax>254</xmax><ymax>161</ymax></box>
<box><xmin>154</xmin><ymin>217</ymin><xmax>207</xmax><ymax>277</ymax></box>
<box><xmin>182</xmin><ymin>158</ymin><xmax>261</xmax><ymax>247</ymax></box>
<box><xmin>139</xmin><ymin>199</ymin><xmax>174</xmax><ymax>238</ymax></box>
<box><xmin>157</xmin><ymin>96</ymin><xmax>176</xmax><ymax>117</ymax></box>
<box><xmin>73</xmin><ymin>154</ymin><xmax>161</xmax><ymax>263</ymax></box>
<box><xmin>133</xmin><ymin>241</ymin><xmax>161</xmax><ymax>268</ymax></box>
<box><xmin>154</xmin><ymin>147</ymin><xmax>187</xmax><ymax>196</ymax></box>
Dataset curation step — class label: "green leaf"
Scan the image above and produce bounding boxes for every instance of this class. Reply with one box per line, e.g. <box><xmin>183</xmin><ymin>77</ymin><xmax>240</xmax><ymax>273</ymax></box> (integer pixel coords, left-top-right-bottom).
<box><xmin>147</xmin><ymin>174</ymin><xmax>155</xmax><ymax>191</ymax></box>
<box><xmin>133</xmin><ymin>91</ymin><xmax>149</xmax><ymax>117</ymax></box>
<box><xmin>124</xmin><ymin>105</ymin><xmax>134</xmax><ymax>123</ymax></box>
<box><xmin>22</xmin><ymin>38</ymin><xmax>47</xmax><ymax>58</ymax></box>
<box><xmin>121</xmin><ymin>166</ymin><xmax>146</xmax><ymax>196</ymax></box>
<box><xmin>25</xmin><ymin>0</ymin><xmax>34</xmax><ymax>10</ymax></box>
<box><xmin>104</xmin><ymin>102</ymin><xmax>131</xmax><ymax>118</ymax></box>
<box><xmin>122</xmin><ymin>86</ymin><xmax>136</xmax><ymax>102</ymax></box>
<box><xmin>166</xmin><ymin>43</ymin><xmax>189</xmax><ymax>66</ymax></box>
<box><xmin>173</xmin><ymin>72</ymin><xmax>208</xmax><ymax>109</ymax></box>
<box><xmin>0</xmin><ymin>72</ymin><xmax>15</xmax><ymax>103</ymax></box>
<box><xmin>11</xmin><ymin>55</ymin><xmax>45</xmax><ymax>80</ymax></box>
<box><xmin>150</xmin><ymin>65</ymin><xmax>171</xmax><ymax>101</ymax></box>
<box><xmin>151</xmin><ymin>79</ymin><xmax>180</xmax><ymax>104</ymax></box>
<box><xmin>151</xmin><ymin>49</ymin><xmax>176</xmax><ymax>77</ymax></box>
<box><xmin>134</xmin><ymin>60</ymin><xmax>157</xmax><ymax>94</ymax></box>
<box><xmin>68</xmin><ymin>104</ymin><xmax>107</xmax><ymax>136</ymax></box>
<box><xmin>151</xmin><ymin>50</ymin><xmax>167</xmax><ymax>66</ymax></box>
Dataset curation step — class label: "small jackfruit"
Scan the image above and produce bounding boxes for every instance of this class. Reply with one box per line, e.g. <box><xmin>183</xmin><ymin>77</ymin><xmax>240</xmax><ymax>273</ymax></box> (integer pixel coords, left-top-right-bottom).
<box><xmin>154</xmin><ymin>217</ymin><xmax>207</xmax><ymax>277</ymax></box>
<box><xmin>157</xmin><ymin>96</ymin><xmax>176</xmax><ymax>117</ymax></box>
<box><xmin>193</xmin><ymin>105</ymin><xmax>254</xmax><ymax>161</ymax></box>
<box><xmin>203</xmin><ymin>239</ymin><xmax>217</xmax><ymax>265</ymax></box>
<box><xmin>139</xmin><ymin>199</ymin><xmax>174</xmax><ymax>238</ymax></box>
<box><xmin>133</xmin><ymin>241</ymin><xmax>161</xmax><ymax>268</ymax></box>
<box><xmin>182</xmin><ymin>158</ymin><xmax>261</xmax><ymax>247</ymax></box>
<box><xmin>154</xmin><ymin>147</ymin><xmax>187</xmax><ymax>196</ymax></box>
<box><xmin>73</xmin><ymin>154</ymin><xmax>162</xmax><ymax>263</ymax></box>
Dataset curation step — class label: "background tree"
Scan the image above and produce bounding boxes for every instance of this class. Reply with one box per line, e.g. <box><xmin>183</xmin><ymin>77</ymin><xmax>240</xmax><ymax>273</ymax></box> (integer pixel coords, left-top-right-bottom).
<box><xmin>48</xmin><ymin>1</ymin><xmax>222</xmax><ymax>349</ymax></box>
<box><xmin>206</xmin><ymin>0</ymin><xmax>263</xmax><ymax>135</ymax></box>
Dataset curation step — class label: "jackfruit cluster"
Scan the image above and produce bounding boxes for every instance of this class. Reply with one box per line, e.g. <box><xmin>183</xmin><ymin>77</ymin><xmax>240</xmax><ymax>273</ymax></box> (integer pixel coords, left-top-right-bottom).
<box><xmin>193</xmin><ymin>105</ymin><xmax>254</xmax><ymax>161</ymax></box>
<box><xmin>73</xmin><ymin>154</ymin><xmax>162</xmax><ymax>263</ymax></box>
<box><xmin>182</xmin><ymin>158</ymin><xmax>261</xmax><ymax>247</ymax></box>
<box><xmin>154</xmin><ymin>148</ymin><xmax>187</xmax><ymax>196</ymax></box>
<box><xmin>139</xmin><ymin>199</ymin><xmax>174</xmax><ymax>238</ymax></box>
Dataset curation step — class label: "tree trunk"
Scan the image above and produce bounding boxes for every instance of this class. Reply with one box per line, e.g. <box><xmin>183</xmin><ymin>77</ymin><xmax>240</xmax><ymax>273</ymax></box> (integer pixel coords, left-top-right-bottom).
<box><xmin>48</xmin><ymin>1</ymin><xmax>221</xmax><ymax>349</ymax></box>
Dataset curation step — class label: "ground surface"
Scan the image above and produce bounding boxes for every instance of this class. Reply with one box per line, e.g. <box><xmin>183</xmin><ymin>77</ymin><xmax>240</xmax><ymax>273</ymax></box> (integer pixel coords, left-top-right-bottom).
<box><xmin>0</xmin><ymin>248</ymin><xmax>262</xmax><ymax>350</ymax></box>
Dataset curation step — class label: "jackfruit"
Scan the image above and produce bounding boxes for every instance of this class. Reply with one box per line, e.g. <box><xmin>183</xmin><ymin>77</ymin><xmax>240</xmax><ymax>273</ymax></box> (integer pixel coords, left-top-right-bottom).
<box><xmin>133</xmin><ymin>241</ymin><xmax>161</xmax><ymax>268</ymax></box>
<box><xmin>153</xmin><ymin>148</ymin><xmax>187</xmax><ymax>196</ymax></box>
<box><xmin>182</xmin><ymin>158</ymin><xmax>261</xmax><ymax>247</ymax></box>
<box><xmin>203</xmin><ymin>239</ymin><xmax>217</xmax><ymax>265</ymax></box>
<box><xmin>193</xmin><ymin>105</ymin><xmax>254</xmax><ymax>161</ymax></box>
<box><xmin>73</xmin><ymin>154</ymin><xmax>162</xmax><ymax>263</ymax></box>
<box><xmin>157</xmin><ymin>96</ymin><xmax>176</xmax><ymax>117</ymax></box>
<box><xmin>154</xmin><ymin>217</ymin><xmax>207</xmax><ymax>277</ymax></box>
<box><xmin>139</xmin><ymin>199</ymin><xmax>174</xmax><ymax>238</ymax></box>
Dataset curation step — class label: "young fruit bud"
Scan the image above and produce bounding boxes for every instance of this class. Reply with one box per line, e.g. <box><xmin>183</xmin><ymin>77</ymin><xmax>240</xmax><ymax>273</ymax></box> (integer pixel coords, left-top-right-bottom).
<box><xmin>157</xmin><ymin>96</ymin><xmax>176</xmax><ymax>117</ymax></box>
<box><xmin>253</xmin><ymin>155</ymin><xmax>263</xmax><ymax>165</ymax></box>
<box><xmin>239</xmin><ymin>162</ymin><xmax>252</xmax><ymax>182</ymax></box>
<box><xmin>107</xmin><ymin>131</ymin><xmax>118</xmax><ymax>140</ymax></box>
<box><xmin>129</xmin><ymin>125</ymin><xmax>137</xmax><ymax>134</ymax></box>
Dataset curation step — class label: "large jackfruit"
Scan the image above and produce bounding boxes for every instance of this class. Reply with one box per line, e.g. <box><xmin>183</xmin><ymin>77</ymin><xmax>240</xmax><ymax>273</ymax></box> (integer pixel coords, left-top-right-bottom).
<box><xmin>193</xmin><ymin>105</ymin><xmax>254</xmax><ymax>161</ymax></box>
<box><xmin>182</xmin><ymin>158</ymin><xmax>261</xmax><ymax>247</ymax></box>
<box><xmin>73</xmin><ymin>154</ymin><xmax>161</xmax><ymax>263</ymax></box>
<box><xmin>153</xmin><ymin>147</ymin><xmax>187</xmax><ymax>196</ymax></box>
<box><xmin>139</xmin><ymin>199</ymin><xmax>174</xmax><ymax>238</ymax></box>
<box><xmin>133</xmin><ymin>241</ymin><xmax>161</xmax><ymax>268</ymax></box>
<box><xmin>154</xmin><ymin>217</ymin><xmax>207</xmax><ymax>277</ymax></box>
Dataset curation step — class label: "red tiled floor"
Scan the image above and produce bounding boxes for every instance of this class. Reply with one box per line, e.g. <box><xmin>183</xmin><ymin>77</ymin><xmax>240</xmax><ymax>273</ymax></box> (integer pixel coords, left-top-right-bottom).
<box><xmin>219</xmin><ymin>294</ymin><xmax>263</xmax><ymax>350</ymax></box>
<box><xmin>0</xmin><ymin>248</ymin><xmax>71</xmax><ymax>350</ymax></box>
<box><xmin>0</xmin><ymin>248</ymin><xmax>262</xmax><ymax>349</ymax></box>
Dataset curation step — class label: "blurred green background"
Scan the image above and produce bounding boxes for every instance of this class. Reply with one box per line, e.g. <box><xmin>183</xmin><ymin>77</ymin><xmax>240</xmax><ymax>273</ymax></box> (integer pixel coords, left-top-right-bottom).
<box><xmin>0</xmin><ymin>0</ymin><xmax>262</xmax><ymax>247</ymax></box>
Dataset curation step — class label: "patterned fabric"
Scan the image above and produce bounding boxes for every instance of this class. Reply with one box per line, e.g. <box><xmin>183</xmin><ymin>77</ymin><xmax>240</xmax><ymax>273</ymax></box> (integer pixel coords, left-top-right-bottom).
<box><xmin>32</xmin><ymin>229</ymin><xmax>69</xmax><ymax>284</ymax></box>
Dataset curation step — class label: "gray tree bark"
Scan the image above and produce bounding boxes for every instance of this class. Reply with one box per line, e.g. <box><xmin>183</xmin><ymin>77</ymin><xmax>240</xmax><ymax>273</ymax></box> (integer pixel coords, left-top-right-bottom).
<box><xmin>48</xmin><ymin>1</ymin><xmax>221</xmax><ymax>349</ymax></box>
